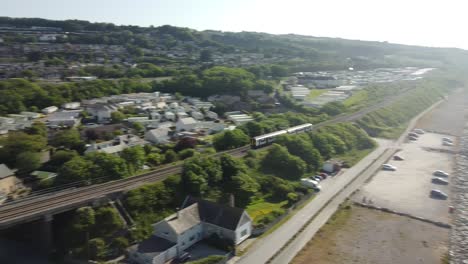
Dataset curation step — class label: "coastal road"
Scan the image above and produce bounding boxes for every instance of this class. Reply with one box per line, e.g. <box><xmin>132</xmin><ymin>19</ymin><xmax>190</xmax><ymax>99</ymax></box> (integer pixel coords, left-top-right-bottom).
<box><xmin>235</xmin><ymin>99</ymin><xmax>443</xmax><ymax>264</ymax></box>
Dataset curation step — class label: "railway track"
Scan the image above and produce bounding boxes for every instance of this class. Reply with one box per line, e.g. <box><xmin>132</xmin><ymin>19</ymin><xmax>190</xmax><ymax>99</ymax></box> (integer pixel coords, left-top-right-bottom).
<box><xmin>0</xmin><ymin>146</ymin><xmax>249</xmax><ymax>227</ymax></box>
<box><xmin>0</xmin><ymin>86</ymin><xmax>418</xmax><ymax>227</ymax></box>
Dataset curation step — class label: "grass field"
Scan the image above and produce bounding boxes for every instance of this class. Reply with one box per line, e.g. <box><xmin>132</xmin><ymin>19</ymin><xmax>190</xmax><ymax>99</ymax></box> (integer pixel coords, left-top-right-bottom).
<box><xmin>307</xmin><ymin>89</ymin><xmax>328</xmax><ymax>100</ymax></box>
<box><xmin>343</xmin><ymin>90</ymin><xmax>368</xmax><ymax>109</ymax></box>
<box><xmin>335</xmin><ymin>145</ymin><xmax>377</xmax><ymax>166</ymax></box>
<box><xmin>246</xmin><ymin>198</ymin><xmax>288</xmax><ymax>224</ymax></box>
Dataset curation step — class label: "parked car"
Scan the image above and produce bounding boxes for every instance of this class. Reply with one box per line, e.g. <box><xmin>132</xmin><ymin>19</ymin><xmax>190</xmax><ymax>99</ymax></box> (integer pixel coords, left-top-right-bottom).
<box><xmin>432</xmin><ymin>177</ymin><xmax>449</xmax><ymax>185</ymax></box>
<box><xmin>408</xmin><ymin>132</ymin><xmax>419</xmax><ymax>138</ymax></box>
<box><xmin>300</xmin><ymin>178</ymin><xmax>322</xmax><ymax>192</ymax></box>
<box><xmin>443</xmin><ymin>141</ymin><xmax>454</xmax><ymax>146</ymax></box>
<box><xmin>430</xmin><ymin>189</ymin><xmax>448</xmax><ymax>199</ymax></box>
<box><xmin>442</xmin><ymin>137</ymin><xmax>453</xmax><ymax>143</ymax></box>
<box><xmin>382</xmin><ymin>164</ymin><xmax>397</xmax><ymax>171</ymax></box>
<box><xmin>178</xmin><ymin>252</ymin><xmax>192</xmax><ymax>262</ymax></box>
<box><xmin>311</xmin><ymin>176</ymin><xmax>322</xmax><ymax>182</ymax></box>
<box><xmin>408</xmin><ymin>136</ymin><xmax>418</xmax><ymax>141</ymax></box>
<box><xmin>393</xmin><ymin>155</ymin><xmax>404</xmax><ymax>161</ymax></box>
<box><xmin>319</xmin><ymin>172</ymin><xmax>329</xmax><ymax>179</ymax></box>
<box><xmin>414</xmin><ymin>129</ymin><xmax>425</xmax><ymax>134</ymax></box>
<box><xmin>433</xmin><ymin>170</ymin><xmax>449</xmax><ymax>177</ymax></box>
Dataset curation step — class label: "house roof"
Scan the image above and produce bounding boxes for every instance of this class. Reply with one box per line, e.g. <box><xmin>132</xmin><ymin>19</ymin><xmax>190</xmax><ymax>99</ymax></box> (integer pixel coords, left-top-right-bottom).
<box><xmin>0</xmin><ymin>164</ymin><xmax>14</xmax><ymax>179</ymax></box>
<box><xmin>166</xmin><ymin>203</ymin><xmax>201</xmax><ymax>234</ymax></box>
<box><xmin>178</xmin><ymin>117</ymin><xmax>197</xmax><ymax>125</ymax></box>
<box><xmin>128</xmin><ymin>236</ymin><xmax>175</xmax><ymax>258</ymax></box>
<box><xmin>182</xmin><ymin>196</ymin><xmax>246</xmax><ymax>231</ymax></box>
<box><xmin>146</xmin><ymin>127</ymin><xmax>170</xmax><ymax>138</ymax></box>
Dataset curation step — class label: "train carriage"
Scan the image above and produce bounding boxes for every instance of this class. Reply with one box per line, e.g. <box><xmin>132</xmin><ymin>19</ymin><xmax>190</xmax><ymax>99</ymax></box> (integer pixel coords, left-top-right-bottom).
<box><xmin>250</xmin><ymin>123</ymin><xmax>313</xmax><ymax>148</ymax></box>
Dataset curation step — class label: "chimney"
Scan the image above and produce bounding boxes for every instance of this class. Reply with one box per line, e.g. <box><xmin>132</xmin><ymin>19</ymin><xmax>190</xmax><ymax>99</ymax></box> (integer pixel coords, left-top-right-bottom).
<box><xmin>229</xmin><ymin>194</ymin><xmax>235</xmax><ymax>207</ymax></box>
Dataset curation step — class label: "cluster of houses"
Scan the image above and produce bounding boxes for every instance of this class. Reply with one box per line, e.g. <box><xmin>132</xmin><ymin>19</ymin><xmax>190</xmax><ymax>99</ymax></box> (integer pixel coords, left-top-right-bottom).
<box><xmin>0</xmin><ymin>91</ymin><xmax>251</xmax><ymax>157</ymax></box>
<box><xmin>284</xmin><ymin>67</ymin><xmax>434</xmax><ymax>108</ymax></box>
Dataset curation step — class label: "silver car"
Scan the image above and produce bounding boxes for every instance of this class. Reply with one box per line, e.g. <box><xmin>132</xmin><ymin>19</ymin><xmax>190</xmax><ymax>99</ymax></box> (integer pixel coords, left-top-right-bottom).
<box><xmin>433</xmin><ymin>170</ymin><xmax>449</xmax><ymax>177</ymax></box>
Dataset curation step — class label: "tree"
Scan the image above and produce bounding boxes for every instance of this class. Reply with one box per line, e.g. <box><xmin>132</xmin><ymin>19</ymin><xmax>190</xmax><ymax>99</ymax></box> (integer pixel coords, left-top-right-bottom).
<box><xmin>0</xmin><ymin>132</ymin><xmax>47</xmax><ymax>166</ymax></box>
<box><xmin>45</xmin><ymin>150</ymin><xmax>78</xmax><ymax>171</ymax></box>
<box><xmin>276</xmin><ymin>135</ymin><xmax>323</xmax><ymax>172</ymax></box>
<box><xmin>320</xmin><ymin>102</ymin><xmax>346</xmax><ymax>116</ymax></box>
<box><xmin>121</xmin><ymin>146</ymin><xmax>146</xmax><ymax>173</ymax></box>
<box><xmin>25</xmin><ymin>122</ymin><xmax>47</xmax><ymax>137</ymax></box>
<box><xmin>86</xmin><ymin>152</ymin><xmax>129</xmax><ymax>181</ymax></box>
<box><xmin>88</xmin><ymin>238</ymin><xmax>106</xmax><ymax>260</ymax></box>
<box><xmin>15</xmin><ymin>151</ymin><xmax>41</xmax><ymax>174</ymax></box>
<box><xmin>178</xmin><ymin>148</ymin><xmax>196</xmax><ymax>160</ymax></box>
<box><xmin>56</xmin><ymin>156</ymin><xmax>93</xmax><ymax>185</ymax></box>
<box><xmin>94</xmin><ymin>207</ymin><xmax>124</xmax><ymax>238</ymax></box>
<box><xmin>261</xmin><ymin>144</ymin><xmax>306</xmax><ymax>180</ymax></box>
<box><xmin>133</xmin><ymin>122</ymin><xmax>145</xmax><ymax>134</ymax></box>
<box><xmin>219</xmin><ymin>154</ymin><xmax>247</xmax><ymax>182</ymax></box>
<box><xmin>243</xmin><ymin>121</ymin><xmax>265</xmax><ymax>137</ymax></box>
<box><xmin>51</xmin><ymin>128</ymin><xmax>85</xmax><ymax>152</ymax></box>
<box><xmin>111</xmin><ymin>111</ymin><xmax>126</xmax><ymax>123</ymax></box>
<box><xmin>112</xmin><ymin>237</ymin><xmax>129</xmax><ymax>255</ymax></box>
<box><xmin>146</xmin><ymin>153</ymin><xmax>164</xmax><ymax>167</ymax></box>
<box><xmin>72</xmin><ymin>207</ymin><xmax>96</xmax><ymax>232</ymax></box>
<box><xmin>164</xmin><ymin>149</ymin><xmax>178</xmax><ymax>163</ymax></box>
<box><xmin>213</xmin><ymin>129</ymin><xmax>250</xmax><ymax>151</ymax></box>
<box><xmin>200</xmin><ymin>49</ymin><xmax>212</xmax><ymax>62</ymax></box>
<box><xmin>229</xmin><ymin>173</ymin><xmax>259</xmax><ymax>207</ymax></box>
<box><xmin>270</xmin><ymin>65</ymin><xmax>288</xmax><ymax>77</ymax></box>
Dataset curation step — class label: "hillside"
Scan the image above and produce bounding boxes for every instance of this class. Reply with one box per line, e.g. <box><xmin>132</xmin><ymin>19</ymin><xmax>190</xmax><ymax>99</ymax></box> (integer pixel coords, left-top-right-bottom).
<box><xmin>1</xmin><ymin>16</ymin><xmax>468</xmax><ymax>75</ymax></box>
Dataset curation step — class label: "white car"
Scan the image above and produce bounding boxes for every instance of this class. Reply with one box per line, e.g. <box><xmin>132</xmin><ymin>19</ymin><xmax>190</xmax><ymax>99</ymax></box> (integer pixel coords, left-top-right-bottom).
<box><xmin>443</xmin><ymin>141</ymin><xmax>454</xmax><ymax>146</ymax></box>
<box><xmin>382</xmin><ymin>164</ymin><xmax>397</xmax><ymax>171</ymax></box>
<box><xmin>414</xmin><ymin>129</ymin><xmax>425</xmax><ymax>134</ymax></box>
<box><xmin>442</xmin><ymin>137</ymin><xmax>453</xmax><ymax>143</ymax></box>
<box><xmin>433</xmin><ymin>170</ymin><xmax>449</xmax><ymax>177</ymax></box>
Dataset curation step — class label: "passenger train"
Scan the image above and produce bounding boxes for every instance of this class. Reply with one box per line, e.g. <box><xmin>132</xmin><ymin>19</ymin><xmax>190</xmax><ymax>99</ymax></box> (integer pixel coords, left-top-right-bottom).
<box><xmin>250</xmin><ymin>123</ymin><xmax>313</xmax><ymax>148</ymax></box>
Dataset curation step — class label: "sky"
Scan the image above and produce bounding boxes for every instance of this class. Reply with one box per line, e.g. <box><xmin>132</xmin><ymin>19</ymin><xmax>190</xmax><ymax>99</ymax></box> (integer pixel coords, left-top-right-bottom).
<box><xmin>2</xmin><ymin>0</ymin><xmax>468</xmax><ymax>49</ymax></box>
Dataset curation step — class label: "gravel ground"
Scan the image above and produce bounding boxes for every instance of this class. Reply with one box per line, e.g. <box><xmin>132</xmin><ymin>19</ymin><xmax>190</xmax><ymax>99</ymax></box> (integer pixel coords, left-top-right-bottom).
<box><xmin>415</xmin><ymin>88</ymin><xmax>468</xmax><ymax>137</ymax></box>
<box><xmin>291</xmin><ymin>205</ymin><xmax>449</xmax><ymax>264</ymax></box>
<box><xmin>450</xmin><ymin>127</ymin><xmax>468</xmax><ymax>263</ymax></box>
<box><xmin>354</xmin><ymin>133</ymin><xmax>454</xmax><ymax>223</ymax></box>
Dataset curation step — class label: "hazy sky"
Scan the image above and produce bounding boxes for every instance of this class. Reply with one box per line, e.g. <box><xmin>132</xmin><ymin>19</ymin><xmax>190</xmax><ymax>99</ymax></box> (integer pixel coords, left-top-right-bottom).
<box><xmin>2</xmin><ymin>0</ymin><xmax>467</xmax><ymax>49</ymax></box>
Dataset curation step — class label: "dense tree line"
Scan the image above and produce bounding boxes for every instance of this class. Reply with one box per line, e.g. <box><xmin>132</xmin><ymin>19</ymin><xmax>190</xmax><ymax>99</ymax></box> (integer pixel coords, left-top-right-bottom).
<box><xmin>0</xmin><ymin>78</ymin><xmax>152</xmax><ymax>115</ymax></box>
<box><xmin>153</xmin><ymin>66</ymin><xmax>275</xmax><ymax>97</ymax></box>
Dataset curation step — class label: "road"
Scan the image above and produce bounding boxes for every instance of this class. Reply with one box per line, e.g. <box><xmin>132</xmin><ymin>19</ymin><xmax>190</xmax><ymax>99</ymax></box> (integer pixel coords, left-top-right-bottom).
<box><xmin>235</xmin><ymin>99</ymin><xmax>443</xmax><ymax>264</ymax></box>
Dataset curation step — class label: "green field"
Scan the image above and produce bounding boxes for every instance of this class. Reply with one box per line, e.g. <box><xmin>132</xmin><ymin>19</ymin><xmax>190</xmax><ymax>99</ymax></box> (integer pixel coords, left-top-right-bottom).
<box><xmin>246</xmin><ymin>198</ymin><xmax>288</xmax><ymax>224</ymax></box>
<box><xmin>307</xmin><ymin>89</ymin><xmax>328</xmax><ymax>100</ymax></box>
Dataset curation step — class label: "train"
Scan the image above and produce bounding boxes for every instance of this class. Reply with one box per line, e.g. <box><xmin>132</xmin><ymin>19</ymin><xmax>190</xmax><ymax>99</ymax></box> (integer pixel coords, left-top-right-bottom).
<box><xmin>250</xmin><ymin>123</ymin><xmax>313</xmax><ymax>148</ymax></box>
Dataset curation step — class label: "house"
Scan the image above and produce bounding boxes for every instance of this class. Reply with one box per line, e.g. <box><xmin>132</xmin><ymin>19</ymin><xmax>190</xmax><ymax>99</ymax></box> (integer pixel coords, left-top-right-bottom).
<box><xmin>85</xmin><ymin>104</ymin><xmax>118</xmax><ymax>123</ymax></box>
<box><xmin>176</xmin><ymin>117</ymin><xmax>197</xmax><ymax>132</ymax></box>
<box><xmin>20</xmin><ymin>111</ymin><xmax>41</xmax><ymax>119</ymax></box>
<box><xmin>164</xmin><ymin>111</ymin><xmax>176</xmax><ymax>121</ymax></box>
<box><xmin>47</xmin><ymin>111</ymin><xmax>81</xmax><ymax>128</ymax></box>
<box><xmin>205</xmin><ymin>111</ymin><xmax>218</xmax><ymax>120</ymax></box>
<box><xmin>85</xmin><ymin>134</ymin><xmax>148</xmax><ymax>154</ymax></box>
<box><xmin>62</xmin><ymin>102</ymin><xmax>81</xmax><ymax>110</ymax></box>
<box><xmin>144</xmin><ymin>127</ymin><xmax>171</xmax><ymax>144</ymax></box>
<box><xmin>128</xmin><ymin>196</ymin><xmax>252</xmax><ymax>264</ymax></box>
<box><xmin>191</xmin><ymin>111</ymin><xmax>204</xmax><ymax>120</ymax></box>
<box><xmin>42</xmin><ymin>106</ymin><xmax>58</xmax><ymax>114</ymax></box>
<box><xmin>0</xmin><ymin>164</ymin><xmax>18</xmax><ymax>202</ymax></box>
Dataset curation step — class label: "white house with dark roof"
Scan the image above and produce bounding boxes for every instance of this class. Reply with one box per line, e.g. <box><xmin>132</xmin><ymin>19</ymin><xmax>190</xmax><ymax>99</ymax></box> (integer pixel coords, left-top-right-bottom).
<box><xmin>128</xmin><ymin>196</ymin><xmax>252</xmax><ymax>264</ymax></box>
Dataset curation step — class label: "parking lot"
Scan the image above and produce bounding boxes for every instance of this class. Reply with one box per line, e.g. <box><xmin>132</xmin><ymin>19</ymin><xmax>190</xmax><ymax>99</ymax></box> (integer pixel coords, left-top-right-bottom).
<box><xmin>353</xmin><ymin>132</ymin><xmax>454</xmax><ymax>223</ymax></box>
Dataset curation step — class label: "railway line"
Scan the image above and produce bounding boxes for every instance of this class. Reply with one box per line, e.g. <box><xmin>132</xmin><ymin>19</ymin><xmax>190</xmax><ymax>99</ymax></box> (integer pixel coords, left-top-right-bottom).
<box><xmin>0</xmin><ymin>85</ymin><xmax>422</xmax><ymax>228</ymax></box>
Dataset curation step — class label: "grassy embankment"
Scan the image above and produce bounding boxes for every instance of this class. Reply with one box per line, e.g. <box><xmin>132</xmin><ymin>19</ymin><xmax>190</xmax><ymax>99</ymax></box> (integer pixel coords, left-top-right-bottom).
<box><xmin>355</xmin><ymin>82</ymin><xmax>451</xmax><ymax>139</ymax></box>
